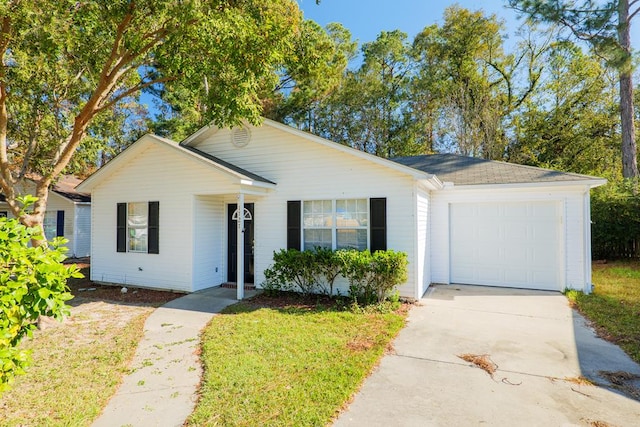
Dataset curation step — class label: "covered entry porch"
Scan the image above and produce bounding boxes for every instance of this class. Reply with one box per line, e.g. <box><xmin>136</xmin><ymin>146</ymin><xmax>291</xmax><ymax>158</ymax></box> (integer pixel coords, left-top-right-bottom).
<box><xmin>193</xmin><ymin>187</ymin><xmax>271</xmax><ymax>300</ymax></box>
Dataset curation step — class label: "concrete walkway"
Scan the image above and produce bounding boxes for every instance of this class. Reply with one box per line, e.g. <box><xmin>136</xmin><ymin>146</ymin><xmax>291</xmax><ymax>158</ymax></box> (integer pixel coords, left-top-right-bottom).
<box><xmin>335</xmin><ymin>285</ymin><xmax>640</xmax><ymax>427</ymax></box>
<box><xmin>93</xmin><ymin>287</ymin><xmax>255</xmax><ymax>427</ymax></box>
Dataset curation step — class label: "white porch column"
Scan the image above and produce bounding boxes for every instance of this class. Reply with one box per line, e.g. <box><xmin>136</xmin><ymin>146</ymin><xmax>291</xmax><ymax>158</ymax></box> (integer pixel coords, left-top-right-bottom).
<box><xmin>237</xmin><ymin>193</ymin><xmax>245</xmax><ymax>300</ymax></box>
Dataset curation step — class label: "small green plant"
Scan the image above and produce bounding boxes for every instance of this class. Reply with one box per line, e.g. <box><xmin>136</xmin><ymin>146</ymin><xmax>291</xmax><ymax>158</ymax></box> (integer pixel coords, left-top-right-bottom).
<box><xmin>0</xmin><ymin>196</ymin><xmax>80</xmax><ymax>393</ymax></box>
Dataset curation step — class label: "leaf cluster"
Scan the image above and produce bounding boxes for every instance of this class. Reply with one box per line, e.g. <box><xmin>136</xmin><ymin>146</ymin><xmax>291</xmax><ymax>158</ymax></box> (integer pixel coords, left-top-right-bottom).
<box><xmin>0</xmin><ymin>201</ymin><xmax>79</xmax><ymax>393</ymax></box>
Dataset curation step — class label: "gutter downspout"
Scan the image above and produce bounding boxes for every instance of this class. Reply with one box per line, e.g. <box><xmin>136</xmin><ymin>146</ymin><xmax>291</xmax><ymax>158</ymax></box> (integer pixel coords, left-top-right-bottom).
<box><xmin>583</xmin><ymin>187</ymin><xmax>593</xmax><ymax>294</ymax></box>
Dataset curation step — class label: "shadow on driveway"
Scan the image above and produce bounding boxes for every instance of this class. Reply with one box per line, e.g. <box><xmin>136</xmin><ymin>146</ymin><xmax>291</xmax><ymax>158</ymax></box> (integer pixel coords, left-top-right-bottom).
<box><xmin>334</xmin><ymin>284</ymin><xmax>640</xmax><ymax>426</ymax></box>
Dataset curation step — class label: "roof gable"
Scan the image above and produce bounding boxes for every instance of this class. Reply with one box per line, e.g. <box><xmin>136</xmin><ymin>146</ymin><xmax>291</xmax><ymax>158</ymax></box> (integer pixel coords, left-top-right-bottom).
<box><xmin>393</xmin><ymin>154</ymin><xmax>606</xmax><ymax>187</ymax></box>
<box><xmin>77</xmin><ymin>134</ymin><xmax>275</xmax><ymax>192</ymax></box>
<box><xmin>181</xmin><ymin>118</ymin><xmax>442</xmax><ymax>187</ymax></box>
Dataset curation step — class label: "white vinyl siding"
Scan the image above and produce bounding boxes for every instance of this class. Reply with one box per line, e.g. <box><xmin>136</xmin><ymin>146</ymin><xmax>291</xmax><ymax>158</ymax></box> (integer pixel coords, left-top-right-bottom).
<box><xmin>416</xmin><ymin>184</ymin><xmax>430</xmax><ymax>299</ymax></box>
<box><xmin>192</xmin><ymin>124</ymin><xmax>418</xmax><ymax>298</ymax></box>
<box><xmin>90</xmin><ymin>142</ymin><xmax>239</xmax><ymax>292</ymax></box>
<box><xmin>73</xmin><ymin>204</ymin><xmax>91</xmax><ymax>257</ymax></box>
<box><xmin>192</xmin><ymin>196</ymin><xmax>225</xmax><ymax>291</ymax></box>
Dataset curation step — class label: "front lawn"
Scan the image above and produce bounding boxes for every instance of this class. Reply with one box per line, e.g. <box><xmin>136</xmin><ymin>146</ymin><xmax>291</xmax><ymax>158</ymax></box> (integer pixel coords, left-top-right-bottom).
<box><xmin>0</xmin><ymin>300</ymin><xmax>152</xmax><ymax>426</ymax></box>
<box><xmin>567</xmin><ymin>262</ymin><xmax>640</xmax><ymax>364</ymax></box>
<box><xmin>187</xmin><ymin>296</ymin><xmax>407</xmax><ymax>426</ymax></box>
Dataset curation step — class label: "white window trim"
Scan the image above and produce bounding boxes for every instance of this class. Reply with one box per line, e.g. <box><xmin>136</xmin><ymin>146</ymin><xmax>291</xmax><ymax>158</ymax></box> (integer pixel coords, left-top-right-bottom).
<box><xmin>127</xmin><ymin>202</ymin><xmax>149</xmax><ymax>253</ymax></box>
<box><xmin>301</xmin><ymin>198</ymin><xmax>370</xmax><ymax>251</ymax></box>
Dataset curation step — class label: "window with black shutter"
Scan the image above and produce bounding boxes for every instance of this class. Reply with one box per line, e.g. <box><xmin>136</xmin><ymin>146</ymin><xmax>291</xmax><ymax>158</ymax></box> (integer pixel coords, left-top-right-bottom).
<box><xmin>116</xmin><ymin>203</ymin><xmax>127</xmax><ymax>252</ymax></box>
<box><xmin>369</xmin><ymin>198</ymin><xmax>387</xmax><ymax>252</ymax></box>
<box><xmin>56</xmin><ymin>210</ymin><xmax>65</xmax><ymax>237</ymax></box>
<box><xmin>287</xmin><ymin>200</ymin><xmax>301</xmax><ymax>250</ymax></box>
<box><xmin>148</xmin><ymin>201</ymin><xmax>159</xmax><ymax>254</ymax></box>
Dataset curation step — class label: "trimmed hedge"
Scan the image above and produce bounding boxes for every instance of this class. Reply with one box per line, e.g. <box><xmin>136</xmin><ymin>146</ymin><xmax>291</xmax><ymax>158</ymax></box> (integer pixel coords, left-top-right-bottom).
<box><xmin>591</xmin><ymin>179</ymin><xmax>640</xmax><ymax>260</ymax></box>
<box><xmin>263</xmin><ymin>248</ymin><xmax>408</xmax><ymax>303</ymax></box>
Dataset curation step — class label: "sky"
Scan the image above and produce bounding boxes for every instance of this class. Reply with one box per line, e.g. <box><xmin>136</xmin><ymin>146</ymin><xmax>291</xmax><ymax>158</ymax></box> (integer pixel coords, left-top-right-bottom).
<box><xmin>297</xmin><ymin>0</ymin><xmax>640</xmax><ymax>53</ymax></box>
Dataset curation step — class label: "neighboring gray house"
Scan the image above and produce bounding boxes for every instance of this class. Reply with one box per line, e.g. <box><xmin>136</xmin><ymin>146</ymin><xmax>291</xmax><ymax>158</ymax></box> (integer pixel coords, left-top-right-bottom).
<box><xmin>77</xmin><ymin>119</ymin><xmax>605</xmax><ymax>299</ymax></box>
<box><xmin>0</xmin><ymin>175</ymin><xmax>92</xmax><ymax>258</ymax></box>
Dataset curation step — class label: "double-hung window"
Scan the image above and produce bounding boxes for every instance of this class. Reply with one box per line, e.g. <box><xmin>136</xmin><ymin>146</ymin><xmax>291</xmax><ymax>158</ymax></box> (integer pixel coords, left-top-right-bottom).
<box><xmin>117</xmin><ymin>201</ymin><xmax>159</xmax><ymax>254</ymax></box>
<box><xmin>127</xmin><ymin>202</ymin><xmax>148</xmax><ymax>252</ymax></box>
<box><xmin>302</xmin><ymin>199</ymin><xmax>368</xmax><ymax>251</ymax></box>
<box><xmin>288</xmin><ymin>198</ymin><xmax>386</xmax><ymax>252</ymax></box>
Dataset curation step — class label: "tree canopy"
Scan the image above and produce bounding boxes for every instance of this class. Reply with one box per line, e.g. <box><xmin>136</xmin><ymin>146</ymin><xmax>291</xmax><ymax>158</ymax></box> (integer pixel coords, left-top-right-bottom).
<box><xmin>0</xmin><ymin>0</ymin><xmax>304</xmax><ymax>230</ymax></box>
<box><xmin>508</xmin><ymin>0</ymin><xmax>638</xmax><ymax>177</ymax></box>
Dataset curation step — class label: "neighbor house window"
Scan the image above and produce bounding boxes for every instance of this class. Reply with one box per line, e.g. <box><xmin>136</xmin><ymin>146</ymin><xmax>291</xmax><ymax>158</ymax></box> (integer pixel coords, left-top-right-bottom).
<box><xmin>42</xmin><ymin>210</ymin><xmax>64</xmax><ymax>240</ymax></box>
<box><xmin>117</xmin><ymin>202</ymin><xmax>159</xmax><ymax>254</ymax></box>
<box><xmin>0</xmin><ymin>211</ymin><xmax>7</xmax><ymax>218</ymax></box>
<box><xmin>302</xmin><ymin>199</ymin><xmax>368</xmax><ymax>251</ymax></box>
<box><xmin>43</xmin><ymin>211</ymin><xmax>58</xmax><ymax>241</ymax></box>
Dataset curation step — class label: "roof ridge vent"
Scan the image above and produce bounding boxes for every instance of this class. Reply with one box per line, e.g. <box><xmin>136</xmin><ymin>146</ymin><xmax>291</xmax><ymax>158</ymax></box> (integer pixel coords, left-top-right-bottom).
<box><xmin>231</xmin><ymin>126</ymin><xmax>251</xmax><ymax>148</ymax></box>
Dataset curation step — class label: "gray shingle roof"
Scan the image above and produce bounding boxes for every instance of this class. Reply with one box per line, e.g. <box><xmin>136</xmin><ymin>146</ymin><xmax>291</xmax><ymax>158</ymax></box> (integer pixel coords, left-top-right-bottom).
<box><xmin>393</xmin><ymin>154</ymin><xmax>601</xmax><ymax>186</ymax></box>
<box><xmin>180</xmin><ymin>145</ymin><xmax>276</xmax><ymax>185</ymax></box>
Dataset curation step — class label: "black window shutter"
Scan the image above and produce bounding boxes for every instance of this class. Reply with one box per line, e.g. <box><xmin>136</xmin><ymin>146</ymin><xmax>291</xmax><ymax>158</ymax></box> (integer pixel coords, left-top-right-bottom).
<box><xmin>117</xmin><ymin>203</ymin><xmax>127</xmax><ymax>252</ymax></box>
<box><xmin>287</xmin><ymin>201</ymin><xmax>301</xmax><ymax>250</ymax></box>
<box><xmin>148</xmin><ymin>201</ymin><xmax>159</xmax><ymax>254</ymax></box>
<box><xmin>370</xmin><ymin>198</ymin><xmax>387</xmax><ymax>252</ymax></box>
<box><xmin>56</xmin><ymin>210</ymin><xmax>65</xmax><ymax>237</ymax></box>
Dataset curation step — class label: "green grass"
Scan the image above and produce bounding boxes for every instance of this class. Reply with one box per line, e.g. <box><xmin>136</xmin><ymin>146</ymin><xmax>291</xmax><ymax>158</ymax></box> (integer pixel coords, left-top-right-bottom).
<box><xmin>0</xmin><ymin>305</ymin><xmax>152</xmax><ymax>427</ymax></box>
<box><xmin>187</xmin><ymin>300</ymin><xmax>407</xmax><ymax>427</ymax></box>
<box><xmin>567</xmin><ymin>261</ymin><xmax>640</xmax><ymax>364</ymax></box>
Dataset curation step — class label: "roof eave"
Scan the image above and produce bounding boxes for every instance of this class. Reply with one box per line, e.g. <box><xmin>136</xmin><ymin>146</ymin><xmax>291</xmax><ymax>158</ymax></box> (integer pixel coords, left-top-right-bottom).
<box><xmin>441</xmin><ymin>179</ymin><xmax>608</xmax><ymax>190</ymax></box>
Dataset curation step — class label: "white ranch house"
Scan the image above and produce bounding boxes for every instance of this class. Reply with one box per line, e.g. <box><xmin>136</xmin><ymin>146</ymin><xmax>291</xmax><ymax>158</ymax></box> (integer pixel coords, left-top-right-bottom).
<box><xmin>1</xmin><ymin>176</ymin><xmax>91</xmax><ymax>258</ymax></box>
<box><xmin>77</xmin><ymin>119</ymin><xmax>605</xmax><ymax>299</ymax></box>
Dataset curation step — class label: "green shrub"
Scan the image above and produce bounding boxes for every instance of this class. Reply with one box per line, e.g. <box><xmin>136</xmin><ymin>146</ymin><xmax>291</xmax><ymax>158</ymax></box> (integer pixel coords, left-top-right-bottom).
<box><xmin>338</xmin><ymin>250</ymin><xmax>408</xmax><ymax>303</ymax></box>
<box><xmin>312</xmin><ymin>247</ymin><xmax>342</xmax><ymax>296</ymax></box>
<box><xmin>591</xmin><ymin>179</ymin><xmax>640</xmax><ymax>259</ymax></box>
<box><xmin>0</xmin><ymin>201</ymin><xmax>80</xmax><ymax>393</ymax></box>
<box><xmin>263</xmin><ymin>248</ymin><xmax>408</xmax><ymax>304</ymax></box>
<box><xmin>263</xmin><ymin>249</ymin><xmax>318</xmax><ymax>295</ymax></box>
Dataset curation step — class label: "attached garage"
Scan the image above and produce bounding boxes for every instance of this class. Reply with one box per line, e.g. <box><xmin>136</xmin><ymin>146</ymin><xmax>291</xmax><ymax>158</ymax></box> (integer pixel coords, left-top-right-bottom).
<box><xmin>449</xmin><ymin>201</ymin><xmax>561</xmax><ymax>291</ymax></box>
<box><xmin>393</xmin><ymin>154</ymin><xmax>607</xmax><ymax>295</ymax></box>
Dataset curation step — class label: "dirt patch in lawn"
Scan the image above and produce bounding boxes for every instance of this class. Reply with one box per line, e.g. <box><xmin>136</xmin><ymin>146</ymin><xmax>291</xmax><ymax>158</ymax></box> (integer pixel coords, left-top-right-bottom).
<box><xmin>65</xmin><ymin>259</ymin><xmax>184</xmax><ymax>307</ymax></box>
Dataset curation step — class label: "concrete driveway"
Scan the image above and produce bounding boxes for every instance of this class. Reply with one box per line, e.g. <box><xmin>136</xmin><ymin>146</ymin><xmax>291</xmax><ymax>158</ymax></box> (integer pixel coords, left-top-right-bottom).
<box><xmin>335</xmin><ymin>285</ymin><xmax>640</xmax><ymax>427</ymax></box>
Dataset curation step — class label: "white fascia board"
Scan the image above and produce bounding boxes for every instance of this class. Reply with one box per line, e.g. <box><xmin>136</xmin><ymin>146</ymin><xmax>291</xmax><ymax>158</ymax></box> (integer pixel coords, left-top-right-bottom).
<box><xmin>439</xmin><ymin>179</ymin><xmax>607</xmax><ymax>191</ymax></box>
<box><xmin>181</xmin><ymin>124</ymin><xmax>216</xmax><ymax>146</ymax></box>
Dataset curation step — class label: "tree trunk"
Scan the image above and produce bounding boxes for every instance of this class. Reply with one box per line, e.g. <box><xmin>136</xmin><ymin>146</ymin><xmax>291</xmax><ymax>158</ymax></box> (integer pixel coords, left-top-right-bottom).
<box><xmin>618</xmin><ymin>0</ymin><xmax>638</xmax><ymax>178</ymax></box>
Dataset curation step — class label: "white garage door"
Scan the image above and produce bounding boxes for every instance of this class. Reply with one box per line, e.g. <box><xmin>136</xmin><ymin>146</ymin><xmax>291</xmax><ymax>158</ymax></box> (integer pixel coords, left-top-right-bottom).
<box><xmin>450</xmin><ymin>201</ymin><xmax>561</xmax><ymax>291</ymax></box>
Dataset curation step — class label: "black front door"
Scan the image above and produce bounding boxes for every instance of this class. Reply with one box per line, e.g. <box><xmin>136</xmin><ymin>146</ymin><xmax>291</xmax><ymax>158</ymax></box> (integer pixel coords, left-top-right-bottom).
<box><xmin>228</xmin><ymin>203</ymin><xmax>254</xmax><ymax>283</ymax></box>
